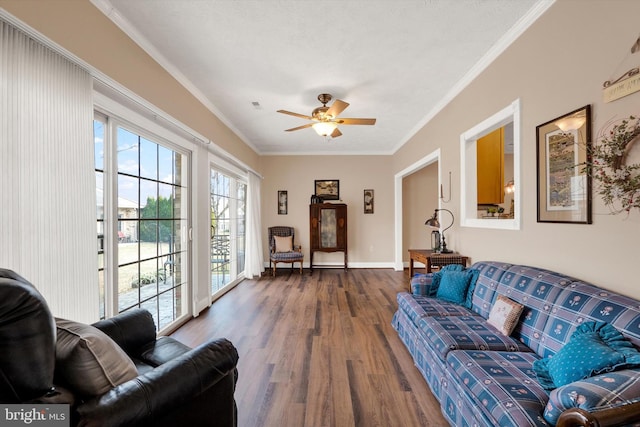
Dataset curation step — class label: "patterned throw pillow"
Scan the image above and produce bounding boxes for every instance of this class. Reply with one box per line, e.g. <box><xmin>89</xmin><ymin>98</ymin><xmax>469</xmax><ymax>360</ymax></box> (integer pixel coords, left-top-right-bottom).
<box><xmin>274</xmin><ymin>235</ymin><xmax>293</xmax><ymax>252</ymax></box>
<box><xmin>435</xmin><ymin>270</ymin><xmax>474</xmax><ymax>305</ymax></box>
<box><xmin>487</xmin><ymin>294</ymin><xmax>524</xmax><ymax>336</ymax></box>
<box><xmin>533</xmin><ymin>321</ymin><xmax>640</xmax><ymax>390</ymax></box>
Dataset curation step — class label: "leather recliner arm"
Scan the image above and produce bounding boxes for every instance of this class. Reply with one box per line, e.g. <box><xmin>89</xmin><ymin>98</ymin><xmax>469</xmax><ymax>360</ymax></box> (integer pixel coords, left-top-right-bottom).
<box><xmin>75</xmin><ymin>338</ymin><xmax>239</xmax><ymax>427</ymax></box>
<box><xmin>92</xmin><ymin>309</ymin><xmax>157</xmax><ymax>355</ymax></box>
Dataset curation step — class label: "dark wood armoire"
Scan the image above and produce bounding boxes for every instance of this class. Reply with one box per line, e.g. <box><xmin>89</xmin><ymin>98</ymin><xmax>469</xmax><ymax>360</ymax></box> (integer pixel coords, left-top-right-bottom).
<box><xmin>309</xmin><ymin>203</ymin><xmax>347</xmax><ymax>272</ymax></box>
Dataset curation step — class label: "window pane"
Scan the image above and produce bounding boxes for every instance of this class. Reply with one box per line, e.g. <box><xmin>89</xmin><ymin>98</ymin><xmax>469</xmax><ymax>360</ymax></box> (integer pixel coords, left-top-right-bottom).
<box><xmin>210</xmin><ymin>168</ymin><xmax>246</xmax><ymax>295</ymax></box>
<box><xmin>94</xmin><ymin>121</ymin><xmax>104</xmax><ymax>171</ymax></box>
<box><xmin>118</xmin><ymin>175</ymin><xmax>140</xmax><ymax>218</ymax></box>
<box><xmin>158</xmin><ymin>145</ymin><xmax>174</xmax><ymax>184</ymax></box>
<box><xmin>139</xmin><ymin>138</ymin><xmax>158</xmax><ymax>180</ymax></box>
<box><xmin>117</xmin><ymin>128</ymin><xmax>139</xmax><ymax>174</ymax></box>
<box><xmin>95</xmin><ymin>118</ymin><xmax>106</xmax><ymax>320</ymax></box>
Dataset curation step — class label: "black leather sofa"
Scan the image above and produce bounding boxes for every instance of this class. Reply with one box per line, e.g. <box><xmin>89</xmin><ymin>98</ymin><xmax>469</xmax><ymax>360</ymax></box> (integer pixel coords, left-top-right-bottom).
<box><xmin>0</xmin><ymin>268</ymin><xmax>239</xmax><ymax>427</ymax></box>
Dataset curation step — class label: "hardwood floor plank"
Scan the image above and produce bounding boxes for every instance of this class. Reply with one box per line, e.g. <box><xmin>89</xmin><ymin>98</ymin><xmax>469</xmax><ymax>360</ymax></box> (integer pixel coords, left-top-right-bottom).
<box><xmin>171</xmin><ymin>269</ymin><xmax>448</xmax><ymax>427</ymax></box>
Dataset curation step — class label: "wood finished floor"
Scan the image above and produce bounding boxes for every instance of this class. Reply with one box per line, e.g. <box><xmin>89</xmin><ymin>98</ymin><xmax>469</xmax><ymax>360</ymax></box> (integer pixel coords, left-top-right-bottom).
<box><xmin>171</xmin><ymin>268</ymin><xmax>448</xmax><ymax>427</ymax></box>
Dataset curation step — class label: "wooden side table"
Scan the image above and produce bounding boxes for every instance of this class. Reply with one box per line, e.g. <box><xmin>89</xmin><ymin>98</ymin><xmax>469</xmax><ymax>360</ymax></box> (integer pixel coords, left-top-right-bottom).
<box><xmin>408</xmin><ymin>249</ymin><xmax>468</xmax><ymax>276</ymax></box>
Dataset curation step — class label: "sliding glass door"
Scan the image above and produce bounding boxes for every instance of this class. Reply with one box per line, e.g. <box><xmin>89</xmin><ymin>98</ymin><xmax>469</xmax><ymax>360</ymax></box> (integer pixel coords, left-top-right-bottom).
<box><xmin>95</xmin><ymin>114</ymin><xmax>190</xmax><ymax>331</ymax></box>
<box><xmin>210</xmin><ymin>167</ymin><xmax>246</xmax><ymax>296</ymax></box>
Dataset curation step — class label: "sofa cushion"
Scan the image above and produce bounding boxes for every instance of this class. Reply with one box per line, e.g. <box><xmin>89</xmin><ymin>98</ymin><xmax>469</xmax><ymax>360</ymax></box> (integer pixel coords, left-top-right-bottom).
<box><xmin>410</xmin><ymin>273</ymin><xmax>437</xmax><ymax>296</ymax></box>
<box><xmin>533</xmin><ymin>322</ymin><xmax>640</xmax><ymax>390</ymax></box>
<box><xmin>396</xmin><ymin>292</ymin><xmax>477</xmax><ymax>326</ymax></box>
<box><xmin>543</xmin><ymin>368</ymin><xmax>640</xmax><ymax>425</ymax></box>
<box><xmin>465</xmin><ymin>262</ymin><xmax>513</xmax><ymax>318</ymax></box>
<box><xmin>55</xmin><ymin>318</ymin><xmax>138</xmax><ymax>396</ymax></box>
<box><xmin>539</xmin><ymin>282</ymin><xmax>640</xmax><ymax>357</ymax></box>
<box><xmin>418</xmin><ymin>315</ymin><xmax>532</xmax><ymax>362</ymax></box>
<box><xmin>436</xmin><ymin>270</ymin><xmax>475</xmax><ymax>305</ymax></box>
<box><xmin>488</xmin><ymin>295</ymin><xmax>524</xmax><ymax>336</ymax></box>
<box><xmin>445</xmin><ymin>350</ymin><xmax>550</xmax><ymax>426</ymax></box>
<box><xmin>463</xmin><ymin>267</ymin><xmax>481</xmax><ymax>309</ymax></box>
<box><xmin>485</xmin><ymin>264</ymin><xmax>576</xmax><ymax>357</ymax></box>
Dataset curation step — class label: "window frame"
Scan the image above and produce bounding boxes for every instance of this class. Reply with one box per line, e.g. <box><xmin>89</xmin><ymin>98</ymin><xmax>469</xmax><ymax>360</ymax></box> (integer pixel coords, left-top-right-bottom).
<box><xmin>94</xmin><ymin>92</ymin><xmax>193</xmax><ymax>333</ymax></box>
<box><xmin>460</xmin><ymin>99</ymin><xmax>521</xmax><ymax>230</ymax></box>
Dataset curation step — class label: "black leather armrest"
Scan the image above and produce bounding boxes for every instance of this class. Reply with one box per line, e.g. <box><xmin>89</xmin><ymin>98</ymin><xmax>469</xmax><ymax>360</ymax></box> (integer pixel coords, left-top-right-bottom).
<box><xmin>91</xmin><ymin>309</ymin><xmax>156</xmax><ymax>355</ymax></box>
<box><xmin>75</xmin><ymin>338</ymin><xmax>239</xmax><ymax>427</ymax></box>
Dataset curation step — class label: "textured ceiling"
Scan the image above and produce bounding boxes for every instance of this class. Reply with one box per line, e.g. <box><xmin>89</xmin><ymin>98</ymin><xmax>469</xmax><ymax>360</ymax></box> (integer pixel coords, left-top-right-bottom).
<box><xmin>92</xmin><ymin>0</ymin><xmax>550</xmax><ymax>155</ymax></box>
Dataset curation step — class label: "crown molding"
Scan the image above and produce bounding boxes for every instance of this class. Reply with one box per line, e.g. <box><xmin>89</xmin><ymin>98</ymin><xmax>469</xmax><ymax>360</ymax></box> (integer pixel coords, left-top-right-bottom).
<box><xmin>89</xmin><ymin>0</ymin><xmax>259</xmax><ymax>154</ymax></box>
<box><xmin>392</xmin><ymin>0</ymin><xmax>555</xmax><ymax>154</ymax></box>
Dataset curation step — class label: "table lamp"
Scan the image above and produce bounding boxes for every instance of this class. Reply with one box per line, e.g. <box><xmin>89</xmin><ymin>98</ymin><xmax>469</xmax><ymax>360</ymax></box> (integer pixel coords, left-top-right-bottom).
<box><xmin>425</xmin><ymin>208</ymin><xmax>454</xmax><ymax>253</ymax></box>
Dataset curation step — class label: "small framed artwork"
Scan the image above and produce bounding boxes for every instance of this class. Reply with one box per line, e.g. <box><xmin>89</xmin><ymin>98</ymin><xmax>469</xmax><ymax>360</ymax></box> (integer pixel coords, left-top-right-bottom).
<box><xmin>278</xmin><ymin>190</ymin><xmax>288</xmax><ymax>215</ymax></box>
<box><xmin>364</xmin><ymin>189</ymin><xmax>374</xmax><ymax>214</ymax></box>
<box><xmin>314</xmin><ymin>179</ymin><xmax>340</xmax><ymax>200</ymax></box>
<box><xmin>536</xmin><ymin>105</ymin><xmax>592</xmax><ymax>224</ymax></box>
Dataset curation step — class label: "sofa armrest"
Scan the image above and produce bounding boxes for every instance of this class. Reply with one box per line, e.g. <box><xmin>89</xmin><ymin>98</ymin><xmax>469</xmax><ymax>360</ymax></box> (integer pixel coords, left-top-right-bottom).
<box><xmin>410</xmin><ymin>273</ymin><xmax>437</xmax><ymax>296</ymax></box>
<box><xmin>557</xmin><ymin>400</ymin><xmax>640</xmax><ymax>427</ymax></box>
<box><xmin>544</xmin><ymin>369</ymin><xmax>640</xmax><ymax>426</ymax></box>
<box><xmin>76</xmin><ymin>338</ymin><xmax>239</xmax><ymax>427</ymax></box>
<box><xmin>92</xmin><ymin>309</ymin><xmax>157</xmax><ymax>354</ymax></box>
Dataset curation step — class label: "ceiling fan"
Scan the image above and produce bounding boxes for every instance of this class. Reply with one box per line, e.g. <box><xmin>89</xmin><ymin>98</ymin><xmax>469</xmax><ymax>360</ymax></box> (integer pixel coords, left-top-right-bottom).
<box><xmin>277</xmin><ymin>93</ymin><xmax>376</xmax><ymax>138</ymax></box>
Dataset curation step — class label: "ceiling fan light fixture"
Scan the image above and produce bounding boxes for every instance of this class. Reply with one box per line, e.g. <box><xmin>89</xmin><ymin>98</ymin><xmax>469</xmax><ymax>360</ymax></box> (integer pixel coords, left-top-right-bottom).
<box><xmin>312</xmin><ymin>121</ymin><xmax>338</xmax><ymax>137</ymax></box>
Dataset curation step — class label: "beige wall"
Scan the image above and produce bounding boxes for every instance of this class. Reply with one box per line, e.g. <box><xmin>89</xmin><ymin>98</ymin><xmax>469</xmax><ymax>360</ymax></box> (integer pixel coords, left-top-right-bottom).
<box><xmin>393</xmin><ymin>0</ymin><xmax>640</xmax><ymax>296</ymax></box>
<box><xmin>403</xmin><ymin>163</ymin><xmax>439</xmax><ymax>253</ymax></box>
<box><xmin>260</xmin><ymin>155</ymin><xmax>395</xmax><ymax>266</ymax></box>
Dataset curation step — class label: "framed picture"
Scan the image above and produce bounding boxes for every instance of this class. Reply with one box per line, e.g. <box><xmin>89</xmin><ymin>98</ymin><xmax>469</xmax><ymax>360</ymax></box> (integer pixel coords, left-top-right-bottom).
<box><xmin>277</xmin><ymin>190</ymin><xmax>288</xmax><ymax>215</ymax></box>
<box><xmin>314</xmin><ymin>179</ymin><xmax>340</xmax><ymax>200</ymax></box>
<box><xmin>536</xmin><ymin>105</ymin><xmax>592</xmax><ymax>224</ymax></box>
<box><xmin>364</xmin><ymin>189</ymin><xmax>374</xmax><ymax>214</ymax></box>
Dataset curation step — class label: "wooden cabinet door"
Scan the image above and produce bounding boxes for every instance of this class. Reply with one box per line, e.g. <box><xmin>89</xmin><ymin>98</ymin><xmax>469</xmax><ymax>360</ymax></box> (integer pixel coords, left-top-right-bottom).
<box><xmin>477</xmin><ymin>127</ymin><xmax>505</xmax><ymax>205</ymax></box>
<box><xmin>310</xmin><ymin>203</ymin><xmax>348</xmax><ymax>271</ymax></box>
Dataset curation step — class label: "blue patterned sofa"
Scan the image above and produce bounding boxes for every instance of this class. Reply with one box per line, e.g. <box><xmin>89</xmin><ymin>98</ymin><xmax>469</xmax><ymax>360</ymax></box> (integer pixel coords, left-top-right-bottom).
<box><xmin>392</xmin><ymin>261</ymin><xmax>640</xmax><ymax>426</ymax></box>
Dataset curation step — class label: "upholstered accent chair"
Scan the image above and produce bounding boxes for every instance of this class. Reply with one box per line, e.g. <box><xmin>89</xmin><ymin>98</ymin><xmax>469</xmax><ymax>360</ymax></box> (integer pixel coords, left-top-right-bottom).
<box><xmin>268</xmin><ymin>226</ymin><xmax>304</xmax><ymax>276</ymax></box>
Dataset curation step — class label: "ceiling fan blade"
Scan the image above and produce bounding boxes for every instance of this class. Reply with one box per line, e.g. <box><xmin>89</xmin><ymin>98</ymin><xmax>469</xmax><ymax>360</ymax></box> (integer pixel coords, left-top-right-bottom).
<box><xmin>338</xmin><ymin>118</ymin><xmax>377</xmax><ymax>125</ymax></box>
<box><xmin>326</xmin><ymin>99</ymin><xmax>349</xmax><ymax>118</ymax></box>
<box><xmin>330</xmin><ymin>128</ymin><xmax>342</xmax><ymax>138</ymax></box>
<box><xmin>284</xmin><ymin>123</ymin><xmax>313</xmax><ymax>132</ymax></box>
<box><xmin>277</xmin><ymin>110</ymin><xmax>313</xmax><ymax>120</ymax></box>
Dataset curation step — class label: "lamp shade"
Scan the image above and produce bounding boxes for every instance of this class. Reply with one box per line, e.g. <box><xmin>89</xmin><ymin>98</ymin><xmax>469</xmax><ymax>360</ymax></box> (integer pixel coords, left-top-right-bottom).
<box><xmin>312</xmin><ymin>121</ymin><xmax>338</xmax><ymax>136</ymax></box>
<box><xmin>425</xmin><ymin>212</ymin><xmax>440</xmax><ymax>228</ymax></box>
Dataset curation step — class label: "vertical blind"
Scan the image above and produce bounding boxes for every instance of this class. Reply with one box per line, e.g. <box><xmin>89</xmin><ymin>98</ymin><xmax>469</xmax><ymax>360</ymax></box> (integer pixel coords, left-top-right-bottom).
<box><xmin>0</xmin><ymin>19</ymin><xmax>98</xmax><ymax>322</ymax></box>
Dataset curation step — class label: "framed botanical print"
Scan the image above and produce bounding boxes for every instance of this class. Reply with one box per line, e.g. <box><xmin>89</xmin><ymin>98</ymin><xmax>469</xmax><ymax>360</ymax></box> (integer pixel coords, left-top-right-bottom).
<box><xmin>536</xmin><ymin>105</ymin><xmax>592</xmax><ymax>223</ymax></box>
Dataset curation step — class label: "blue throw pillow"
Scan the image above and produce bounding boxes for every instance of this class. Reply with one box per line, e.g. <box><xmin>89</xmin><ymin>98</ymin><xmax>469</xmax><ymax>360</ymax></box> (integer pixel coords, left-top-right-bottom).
<box><xmin>533</xmin><ymin>321</ymin><xmax>640</xmax><ymax>390</ymax></box>
<box><xmin>463</xmin><ymin>268</ymin><xmax>480</xmax><ymax>309</ymax></box>
<box><xmin>435</xmin><ymin>270</ymin><xmax>473</xmax><ymax>305</ymax></box>
<box><xmin>431</xmin><ymin>264</ymin><xmax>464</xmax><ymax>296</ymax></box>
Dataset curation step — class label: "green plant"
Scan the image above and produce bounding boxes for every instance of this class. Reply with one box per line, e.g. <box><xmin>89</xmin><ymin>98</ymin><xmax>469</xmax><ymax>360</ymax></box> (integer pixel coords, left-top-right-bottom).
<box><xmin>130</xmin><ymin>269</ymin><xmax>166</xmax><ymax>288</ymax></box>
<box><xmin>583</xmin><ymin>116</ymin><xmax>640</xmax><ymax>214</ymax></box>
